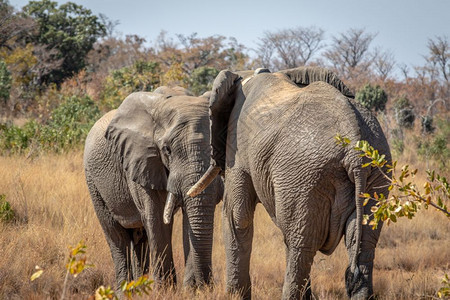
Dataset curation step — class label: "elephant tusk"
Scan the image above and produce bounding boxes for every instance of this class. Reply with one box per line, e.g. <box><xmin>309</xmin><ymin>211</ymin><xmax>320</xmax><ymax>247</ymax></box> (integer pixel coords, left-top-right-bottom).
<box><xmin>187</xmin><ymin>165</ymin><xmax>221</xmax><ymax>197</ymax></box>
<box><xmin>163</xmin><ymin>192</ymin><xmax>176</xmax><ymax>225</ymax></box>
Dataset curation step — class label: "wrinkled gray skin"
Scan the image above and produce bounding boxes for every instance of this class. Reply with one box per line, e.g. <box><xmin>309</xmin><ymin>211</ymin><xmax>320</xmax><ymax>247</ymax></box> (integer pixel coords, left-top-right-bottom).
<box><xmin>83</xmin><ymin>86</ymin><xmax>223</xmax><ymax>292</ymax></box>
<box><xmin>193</xmin><ymin>67</ymin><xmax>391</xmax><ymax>299</ymax></box>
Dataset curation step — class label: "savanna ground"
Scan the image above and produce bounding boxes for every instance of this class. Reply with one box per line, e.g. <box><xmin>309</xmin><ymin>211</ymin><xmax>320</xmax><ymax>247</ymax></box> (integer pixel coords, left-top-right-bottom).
<box><xmin>0</xmin><ymin>140</ymin><xmax>449</xmax><ymax>300</ymax></box>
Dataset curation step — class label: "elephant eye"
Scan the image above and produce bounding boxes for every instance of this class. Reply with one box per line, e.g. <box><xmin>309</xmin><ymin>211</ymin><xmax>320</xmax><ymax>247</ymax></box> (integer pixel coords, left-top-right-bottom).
<box><xmin>162</xmin><ymin>145</ymin><xmax>171</xmax><ymax>156</ymax></box>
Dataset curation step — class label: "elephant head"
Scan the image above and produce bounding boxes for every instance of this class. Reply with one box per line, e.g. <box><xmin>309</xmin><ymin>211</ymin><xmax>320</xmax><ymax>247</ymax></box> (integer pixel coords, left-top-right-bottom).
<box><xmin>105</xmin><ymin>88</ymin><xmax>223</xmax><ymax>286</ymax></box>
<box><xmin>188</xmin><ymin>66</ymin><xmax>353</xmax><ymax>196</ymax></box>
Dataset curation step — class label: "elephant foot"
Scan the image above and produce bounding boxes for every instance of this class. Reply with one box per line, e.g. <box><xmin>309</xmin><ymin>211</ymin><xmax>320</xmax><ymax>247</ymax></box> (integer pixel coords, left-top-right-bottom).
<box><xmin>281</xmin><ymin>280</ymin><xmax>312</xmax><ymax>300</ymax></box>
<box><xmin>345</xmin><ymin>264</ymin><xmax>373</xmax><ymax>300</ymax></box>
<box><xmin>226</xmin><ymin>284</ymin><xmax>251</xmax><ymax>300</ymax></box>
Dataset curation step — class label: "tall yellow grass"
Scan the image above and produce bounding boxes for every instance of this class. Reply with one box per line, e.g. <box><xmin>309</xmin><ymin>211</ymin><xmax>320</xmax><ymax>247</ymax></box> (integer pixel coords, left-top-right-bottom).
<box><xmin>0</xmin><ymin>151</ymin><xmax>448</xmax><ymax>299</ymax></box>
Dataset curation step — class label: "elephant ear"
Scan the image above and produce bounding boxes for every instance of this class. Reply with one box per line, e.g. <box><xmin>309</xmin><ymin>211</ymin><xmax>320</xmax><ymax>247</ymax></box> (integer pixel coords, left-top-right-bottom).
<box><xmin>105</xmin><ymin>92</ymin><xmax>167</xmax><ymax>190</ymax></box>
<box><xmin>278</xmin><ymin>66</ymin><xmax>354</xmax><ymax>98</ymax></box>
<box><xmin>209</xmin><ymin>70</ymin><xmax>241</xmax><ymax>170</ymax></box>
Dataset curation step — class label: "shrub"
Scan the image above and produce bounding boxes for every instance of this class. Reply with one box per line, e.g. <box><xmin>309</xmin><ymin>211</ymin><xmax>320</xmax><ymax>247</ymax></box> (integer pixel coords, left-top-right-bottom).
<box><xmin>422</xmin><ymin>115</ymin><xmax>435</xmax><ymax>134</ymax></box>
<box><xmin>188</xmin><ymin>66</ymin><xmax>219</xmax><ymax>96</ymax></box>
<box><xmin>355</xmin><ymin>84</ymin><xmax>388</xmax><ymax>112</ymax></box>
<box><xmin>101</xmin><ymin>61</ymin><xmax>161</xmax><ymax>110</ymax></box>
<box><xmin>418</xmin><ymin>136</ymin><xmax>450</xmax><ymax>170</ymax></box>
<box><xmin>396</xmin><ymin>109</ymin><xmax>415</xmax><ymax>129</ymax></box>
<box><xmin>394</xmin><ymin>96</ymin><xmax>415</xmax><ymax>129</ymax></box>
<box><xmin>0</xmin><ymin>95</ymin><xmax>99</xmax><ymax>153</ymax></box>
<box><xmin>41</xmin><ymin>95</ymin><xmax>100</xmax><ymax>151</ymax></box>
<box><xmin>0</xmin><ymin>120</ymin><xmax>40</xmax><ymax>154</ymax></box>
<box><xmin>391</xmin><ymin>137</ymin><xmax>405</xmax><ymax>156</ymax></box>
<box><xmin>417</xmin><ymin>119</ymin><xmax>450</xmax><ymax>170</ymax></box>
<box><xmin>0</xmin><ymin>194</ymin><xmax>15</xmax><ymax>223</ymax></box>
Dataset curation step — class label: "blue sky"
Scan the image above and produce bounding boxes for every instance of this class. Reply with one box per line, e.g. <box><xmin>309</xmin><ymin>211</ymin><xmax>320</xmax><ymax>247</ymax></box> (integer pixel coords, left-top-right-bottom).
<box><xmin>9</xmin><ymin>0</ymin><xmax>450</xmax><ymax>70</ymax></box>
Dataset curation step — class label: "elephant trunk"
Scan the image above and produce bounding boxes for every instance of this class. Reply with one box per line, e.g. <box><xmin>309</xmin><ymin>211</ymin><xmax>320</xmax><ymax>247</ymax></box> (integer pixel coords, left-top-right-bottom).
<box><xmin>183</xmin><ymin>197</ymin><xmax>216</xmax><ymax>286</ymax></box>
<box><xmin>163</xmin><ymin>192</ymin><xmax>176</xmax><ymax>224</ymax></box>
<box><xmin>187</xmin><ymin>165</ymin><xmax>221</xmax><ymax>197</ymax></box>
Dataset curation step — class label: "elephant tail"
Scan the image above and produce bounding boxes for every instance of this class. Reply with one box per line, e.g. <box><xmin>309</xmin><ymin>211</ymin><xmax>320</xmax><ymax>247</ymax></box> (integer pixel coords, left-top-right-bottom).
<box><xmin>347</xmin><ymin>166</ymin><xmax>367</xmax><ymax>288</ymax></box>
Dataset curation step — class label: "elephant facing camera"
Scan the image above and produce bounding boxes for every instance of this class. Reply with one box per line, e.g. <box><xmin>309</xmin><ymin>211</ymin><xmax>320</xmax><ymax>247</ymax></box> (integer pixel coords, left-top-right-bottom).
<box><xmin>84</xmin><ymin>86</ymin><xmax>223</xmax><ymax>293</ymax></box>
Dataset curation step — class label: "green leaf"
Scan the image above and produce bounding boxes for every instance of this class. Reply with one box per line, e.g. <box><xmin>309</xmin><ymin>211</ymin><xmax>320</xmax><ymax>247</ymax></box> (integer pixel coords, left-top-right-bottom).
<box><xmin>389</xmin><ymin>214</ymin><xmax>397</xmax><ymax>223</ymax></box>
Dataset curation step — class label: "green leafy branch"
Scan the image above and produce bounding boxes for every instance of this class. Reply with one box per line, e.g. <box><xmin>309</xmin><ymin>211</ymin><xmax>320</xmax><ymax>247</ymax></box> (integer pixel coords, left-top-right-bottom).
<box><xmin>65</xmin><ymin>241</ymin><xmax>94</xmax><ymax>277</ymax></box>
<box><xmin>95</xmin><ymin>276</ymin><xmax>154</xmax><ymax>300</ymax></box>
<box><xmin>30</xmin><ymin>241</ymin><xmax>95</xmax><ymax>299</ymax></box>
<box><xmin>120</xmin><ymin>275</ymin><xmax>154</xmax><ymax>299</ymax></box>
<box><xmin>0</xmin><ymin>194</ymin><xmax>15</xmax><ymax>222</ymax></box>
<box><xmin>438</xmin><ymin>273</ymin><xmax>450</xmax><ymax>299</ymax></box>
<box><xmin>61</xmin><ymin>241</ymin><xmax>94</xmax><ymax>300</ymax></box>
<box><xmin>336</xmin><ymin>134</ymin><xmax>449</xmax><ymax>299</ymax></box>
<box><xmin>31</xmin><ymin>240</ymin><xmax>154</xmax><ymax>299</ymax></box>
<box><xmin>335</xmin><ymin>134</ymin><xmax>449</xmax><ymax>231</ymax></box>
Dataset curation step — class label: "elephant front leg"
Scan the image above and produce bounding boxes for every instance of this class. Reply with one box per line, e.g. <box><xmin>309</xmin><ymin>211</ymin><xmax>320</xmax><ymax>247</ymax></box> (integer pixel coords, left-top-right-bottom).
<box><xmin>145</xmin><ymin>195</ymin><xmax>176</xmax><ymax>286</ymax></box>
<box><xmin>146</xmin><ymin>221</ymin><xmax>176</xmax><ymax>286</ymax></box>
<box><xmin>130</xmin><ymin>184</ymin><xmax>176</xmax><ymax>286</ymax></box>
<box><xmin>223</xmin><ymin>171</ymin><xmax>257</xmax><ymax>299</ymax></box>
<box><xmin>223</xmin><ymin>206</ymin><xmax>254</xmax><ymax>299</ymax></box>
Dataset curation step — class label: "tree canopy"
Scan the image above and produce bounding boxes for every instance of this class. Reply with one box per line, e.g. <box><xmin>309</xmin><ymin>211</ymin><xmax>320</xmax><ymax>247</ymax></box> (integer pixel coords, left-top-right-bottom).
<box><xmin>22</xmin><ymin>0</ymin><xmax>106</xmax><ymax>84</ymax></box>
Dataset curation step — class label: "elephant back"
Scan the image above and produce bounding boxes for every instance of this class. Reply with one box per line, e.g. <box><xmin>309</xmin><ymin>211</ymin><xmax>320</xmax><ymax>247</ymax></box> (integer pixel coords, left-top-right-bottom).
<box><xmin>278</xmin><ymin>66</ymin><xmax>354</xmax><ymax>98</ymax></box>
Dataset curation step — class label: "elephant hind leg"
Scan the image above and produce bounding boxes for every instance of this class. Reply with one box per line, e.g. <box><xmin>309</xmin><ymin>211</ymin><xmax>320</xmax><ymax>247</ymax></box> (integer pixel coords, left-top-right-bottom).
<box><xmin>345</xmin><ymin>210</ymin><xmax>375</xmax><ymax>299</ymax></box>
<box><xmin>130</xmin><ymin>227</ymin><xmax>149</xmax><ymax>280</ymax></box>
<box><xmin>275</xmin><ymin>194</ymin><xmax>323</xmax><ymax>300</ymax></box>
<box><xmin>282</xmin><ymin>247</ymin><xmax>315</xmax><ymax>300</ymax></box>
<box><xmin>86</xmin><ymin>178</ymin><xmax>134</xmax><ymax>288</ymax></box>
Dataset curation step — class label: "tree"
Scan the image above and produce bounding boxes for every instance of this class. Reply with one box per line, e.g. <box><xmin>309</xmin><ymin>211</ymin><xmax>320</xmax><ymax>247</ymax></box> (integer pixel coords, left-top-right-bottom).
<box><xmin>22</xmin><ymin>0</ymin><xmax>106</xmax><ymax>84</ymax></box>
<box><xmin>149</xmin><ymin>31</ymin><xmax>249</xmax><ymax>83</ymax></box>
<box><xmin>394</xmin><ymin>96</ymin><xmax>415</xmax><ymax>129</ymax></box>
<box><xmin>324</xmin><ymin>28</ymin><xmax>376</xmax><ymax>78</ymax></box>
<box><xmin>188</xmin><ymin>66</ymin><xmax>219</xmax><ymax>96</ymax></box>
<box><xmin>256</xmin><ymin>26</ymin><xmax>325</xmax><ymax>70</ymax></box>
<box><xmin>101</xmin><ymin>60</ymin><xmax>160</xmax><ymax>110</ymax></box>
<box><xmin>373</xmin><ymin>48</ymin><xmax>396</xmax><ymax>81</ymax></box>
<box><xmin>87</xmin><ymin>34</ymin><xmax>148</xmax><ymax>75</ymax></box>
<box><xmin>175</xmin><ymin>33</ymin><xmax>249</xmax><ymax>73</ymax></box>
<box><xmin>355</xmin><ymin>84</ymin><xmax>388</xmax><ymax>113</ymax></box>
<box><xmin>427</xmin><ymin>35</ymin><xmax>449</xmax><ymax>82</ymax></box>
<box><xmin>177</xmin><ymin>33</ymin><xmax>226</xmax><ymax>72</ymax></box>
<box><xmin>0</xmin><ymin>41</ymin><xmax>64</xmax><ymax>113</ymax></box>
<box><xmin>0</xmin><ymin>0</ymin><xmax>35</xmax><ymax>50</ymax></box>
<box><xmin>0</xmin><ymin>59</ymin><xmax>11</xmax><ymax>105</ymax></box>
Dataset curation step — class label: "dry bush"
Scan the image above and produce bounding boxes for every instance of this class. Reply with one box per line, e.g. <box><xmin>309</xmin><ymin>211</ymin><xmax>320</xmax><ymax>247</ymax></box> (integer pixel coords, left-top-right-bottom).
<box><xmin>0</xmin><ymin>151</ymin><xmax>448</xmax><ymax>299</ymax></box>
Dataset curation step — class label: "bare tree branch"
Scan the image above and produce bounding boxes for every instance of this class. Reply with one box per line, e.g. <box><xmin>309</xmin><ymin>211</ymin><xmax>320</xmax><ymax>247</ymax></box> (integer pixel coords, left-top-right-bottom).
<box><xmin>373</xmin><ymin>48</ymin><xmax>396</xmax><ymax>81</ymax></box>
<box><xmin>255</xmin><ymin>26</ymin><xmax>325</xmax><ymax>70</ymax></box>
<box><xmin>324</xmin><ymin>28</ymin><xmax>376</xmax><ymax>78</ymax></box>
<box><xmin>427</xmin><ymin>35</ymin><xmax>449</xmax><ymax>82</ymax></box>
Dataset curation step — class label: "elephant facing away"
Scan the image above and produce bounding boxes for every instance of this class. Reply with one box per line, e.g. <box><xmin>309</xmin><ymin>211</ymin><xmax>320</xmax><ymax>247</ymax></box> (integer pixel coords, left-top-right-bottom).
<box><xmin>83</xmin><ymin>86</ymin><xmax>223</xmax><ymax>291</ymax></box>
<box><xmin>189</xmin><ymin>67</ymin><xmax>391</xmax><ymax>299</ymax></box>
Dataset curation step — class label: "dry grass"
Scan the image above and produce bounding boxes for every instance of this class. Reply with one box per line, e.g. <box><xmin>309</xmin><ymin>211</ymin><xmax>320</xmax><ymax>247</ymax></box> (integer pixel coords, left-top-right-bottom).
<box><xmin>0</xmin><ymin>151</ymin><xmax>448</xmax><ymax>299</ymax></box>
